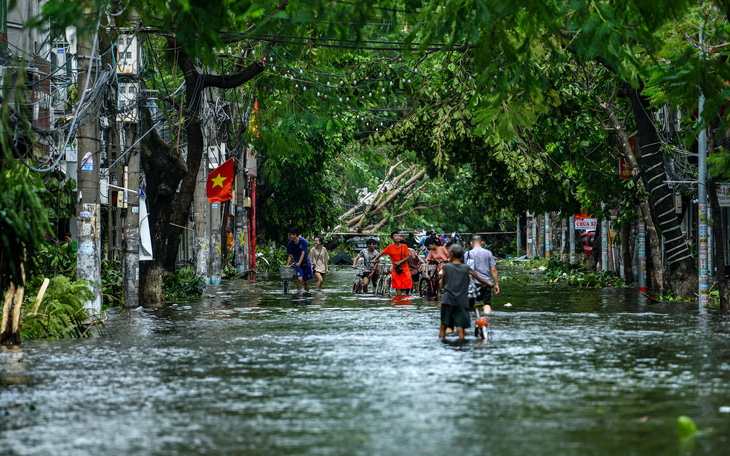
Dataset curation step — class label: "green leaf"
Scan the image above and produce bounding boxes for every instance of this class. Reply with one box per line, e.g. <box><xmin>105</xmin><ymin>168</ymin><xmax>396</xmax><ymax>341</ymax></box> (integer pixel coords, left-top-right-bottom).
<box><xmin>677</xmin><ymin>416</ymin><xmax>697</xmax><ymax>439</ymax></box>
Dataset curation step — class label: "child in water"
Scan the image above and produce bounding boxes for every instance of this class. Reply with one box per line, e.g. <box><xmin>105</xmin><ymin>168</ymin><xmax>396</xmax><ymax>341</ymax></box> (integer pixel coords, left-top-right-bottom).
<box><xmin>439</xmin><ymin>244</ymin><xmax>493</xmax><ymax>340</ymax></box>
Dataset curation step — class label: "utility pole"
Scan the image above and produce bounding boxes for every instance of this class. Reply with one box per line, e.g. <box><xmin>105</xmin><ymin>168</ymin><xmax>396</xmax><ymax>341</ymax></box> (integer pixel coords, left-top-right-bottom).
<box><xmin>209</xmin><ymin>142</ymin><xmax>223</xmax><ymax>286</ymax></box>
<box><xmin>560</xmin><ymin>216</ymin><xmax>566</xmax><ymax>260</ymax></box>
<box><xmin>75</xmin><ymin>21</ymin><xmax>102</xmax><ymax>313</ymax></box>
<box><xmin>698</xmin><ymin>95</ymin><xmax>709</xmax><ymax>310</ymax></box>
<box><xmin>569</xmin><ymin>215</ymin><xmax>576</xmax><ymax>265</ymax></box>
<box><xmin>234</xmin><ymin>148</ymin><xmax>248</xmax><ymax>273</ymax></box>
<box><xmin>601</xmin><ymin>204</ymin><xmax>608</xmax><ymax>272</ymax></box>
<box><xmin>526</xmin><ymin>213</ymin><xmax>532</xmax><ymax>258</ymax></box>
<box><xmin>247</xmin><ymin>148</ymin><xmax>258</xmax><ymax>271</ymax></box>
<box><xmin>122</xmin><ymin>123</ymin><xmax>140</xmax><ymax>307</ymax></box>
<box><xmin>638</xmin><ymin>216</ymin><xmax>647</xmax><ymax>293</ymax></box>
<box><xmin>537</xmin><ymin>214</ymin><xmax>545</xmax><ymax>258</ymax></box>
<box><xmin>193</xmin><ymin>149</ymin><xmax>209</xmax><ymax>283</ymax></box>
<box><xmin>698</xmin><ymin>30</ymin><xmax>709</xmax><ymax>310</ymax></box>
<box><xmin>544</xmin><ymin>212</ymin><xmax>551</xmax><ymax>257</ymax></box>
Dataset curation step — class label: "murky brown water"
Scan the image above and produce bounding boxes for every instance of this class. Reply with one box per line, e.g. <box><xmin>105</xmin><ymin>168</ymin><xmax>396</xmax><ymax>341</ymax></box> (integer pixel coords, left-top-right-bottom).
<box><xmin>2</xmin><ymin>267</ymin><xmax>730</xmax><ymax>455</ymax></box>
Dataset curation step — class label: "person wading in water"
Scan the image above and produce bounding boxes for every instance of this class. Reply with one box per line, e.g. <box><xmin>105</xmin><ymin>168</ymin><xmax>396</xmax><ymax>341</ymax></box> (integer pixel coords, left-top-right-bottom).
<box><xmin>310</xmin><ymin>236</ymin><xmax>330</xmax><ymax>290</ymax></box>
<box><xmin>372</xmin><ymin>231</ymin><xmax>412</xmax><ymax>296</ymax></box>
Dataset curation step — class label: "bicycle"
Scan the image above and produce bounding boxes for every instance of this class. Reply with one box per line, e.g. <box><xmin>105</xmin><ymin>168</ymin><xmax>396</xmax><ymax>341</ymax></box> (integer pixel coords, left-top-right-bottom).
<box><xmin>473</xmin><ymin>304</ymin><xmax>490</xmax><ymax>340</ymax></box>
<box><xmin>352</xmin><ymin>267</ymin><xmax>368</xmax><ymax>293</ymax></box>
<box><xmin>419</xmin><ymin>260</ymin><xmax>443</xmax><ymax>299</ymax></box>
<box><xmin>374</xmin><ymin>261</ymin><xmax>392</xmax><ymax>296</ymax></box>
<box><xmin>279</xmin><ymin>263</ymin><xmax>296</xmax><ymax>294</ymax></box>
<box><xmin>255</xmin><ymin>253</ymin><xmax>270</xmax><ymax>274</ymax></box>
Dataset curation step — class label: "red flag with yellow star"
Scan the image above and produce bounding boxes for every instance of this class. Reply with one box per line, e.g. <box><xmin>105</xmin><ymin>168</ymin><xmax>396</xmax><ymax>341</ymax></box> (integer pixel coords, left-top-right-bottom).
<box><xmin>206</xmin><ymin>158</ymin><xmax>234</xmax><ymax>203</ymax></box>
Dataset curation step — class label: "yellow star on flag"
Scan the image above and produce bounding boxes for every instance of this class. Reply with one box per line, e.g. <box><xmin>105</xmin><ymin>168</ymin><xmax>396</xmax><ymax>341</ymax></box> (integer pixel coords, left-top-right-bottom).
<box><xmin>211</xmin><ymin>173</ymin><xmax>227</xmax><ymax>188</ymax></box>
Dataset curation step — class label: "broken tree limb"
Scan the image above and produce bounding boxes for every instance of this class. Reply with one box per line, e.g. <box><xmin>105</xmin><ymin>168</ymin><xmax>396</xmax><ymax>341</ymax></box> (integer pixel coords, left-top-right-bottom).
<box><xmin>366</xmin><ymin>169</ymin><xmax>427</xmax><ymax>218</ymax></box>
<box><xmin>393</xmin><ymin>204</ymin><xmax>439</xmax><ymax>221</ymax></box>
<box><xmin>338</xmin><ymin>159</ymin><xmax>403</xmax><ymax>221</ymax></box>
<box><xmin>31</xmin><ymin>278</ymin><xmax>50</xmax><ymax>316</ymax></box>
<box><xmin>365</xmin><ymin>174</ymin><xmax>429</xmax><ymax>232</ymax></box>
<box><xmin>349</xmin><ymin>169</ymin><xmax>427</xmax><ymax>231</ymax></box>
<box><xmin>394</xmin><ymin>181</ymin><xmax>429</xmax><ymax>214</ymax></box>
<box><xmin>1</xmin><ymin>263</ymin><xmax>25</xmax><ymax>345</ymax></box>
<box><xmin>354</xmin><ymin>162</ymin><xmax>410</xmax><ymax>230</ymax></box>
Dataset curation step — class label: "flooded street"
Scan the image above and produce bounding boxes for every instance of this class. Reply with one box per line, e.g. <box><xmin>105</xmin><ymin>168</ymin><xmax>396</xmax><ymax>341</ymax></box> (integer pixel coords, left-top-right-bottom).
<box><xmin>2</xmin><ymin>267</ymin><xmax>730</xmax><ymax>455</ymax></box>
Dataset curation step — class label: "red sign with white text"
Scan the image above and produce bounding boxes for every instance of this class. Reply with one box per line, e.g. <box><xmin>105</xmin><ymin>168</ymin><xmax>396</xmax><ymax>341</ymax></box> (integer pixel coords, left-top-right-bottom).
<box><xmin>574</xmin><ymin>211</ymin><xmax>597</xmax><ymax>230</ymax></box>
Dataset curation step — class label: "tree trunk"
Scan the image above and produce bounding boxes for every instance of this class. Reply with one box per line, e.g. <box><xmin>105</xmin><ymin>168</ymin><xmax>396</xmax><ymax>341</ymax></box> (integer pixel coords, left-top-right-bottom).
<box><xmin>628</xmin><ymin>88</ymin><xmax>697</xmax><ymax>298</ymax></box>
<box><xmin>1</xmin><ymin>264</ymin><xmax>25</xmax><ymax>345</ymax></box>
<box><xmin>139</xmin><ymin>109</ymin><xmax>187</xmax><ymax>306</ymax></box>
<box><xmin>592</xmin><ymin>92</ymin><xmax>666</xmax><ymax>293</ymax></box>
<box><xmin>589</xmin><ymin>218</ymin><xmax>602</xmax><ymax>270</ymax></box>
<box><xmin>709</xmin><ymin>179</ymin><xmax>728</xmax><ymax>311</ymax></box>
<box><xmin>138</xmin><ymin>42</ymin><xmax>265</xmax><ymax>306</ymax></box>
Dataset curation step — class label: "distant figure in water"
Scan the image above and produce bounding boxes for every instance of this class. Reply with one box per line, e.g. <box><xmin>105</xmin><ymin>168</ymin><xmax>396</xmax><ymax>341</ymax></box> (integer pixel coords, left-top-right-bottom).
<box><xmin>310</xmin><ymin>236</ymin><xmax>330</xmax><ymax>290</ymax></box>
<box><xmin>439</xmin><ymin>244</ymin><xmax>492</xmax><ymax>340</ymax></box>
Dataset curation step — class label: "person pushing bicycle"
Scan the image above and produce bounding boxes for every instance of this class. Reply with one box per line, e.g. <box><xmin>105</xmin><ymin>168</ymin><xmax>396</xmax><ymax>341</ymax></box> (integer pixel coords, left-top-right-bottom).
<box><xmin>352</xmin><ymin>238</ymin><xmax>379</xmax><ymax>293</ymax></box>
<box><xmin>425</xmin><ymin>241</ymin><xmax>450</xmax><ymax>298</ymax></box>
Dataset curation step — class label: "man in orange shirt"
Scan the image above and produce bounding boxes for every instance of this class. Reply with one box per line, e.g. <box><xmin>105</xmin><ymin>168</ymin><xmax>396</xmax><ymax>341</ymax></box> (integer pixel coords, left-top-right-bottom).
<box><xmin>372</xmin><ymin>231</ymin><xmax>412</xmax><ymax>296</ymax></box>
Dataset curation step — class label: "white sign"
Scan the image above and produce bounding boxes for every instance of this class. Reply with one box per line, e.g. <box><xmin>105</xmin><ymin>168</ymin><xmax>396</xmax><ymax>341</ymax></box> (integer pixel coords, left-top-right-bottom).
<box><xmin>718</xmin><ymin>184</ymin><xmax>730</xmax><ymax>207</ymax></box>
<box><xmin>575</xmin><ymin>218</ymin><xmax>598</xmax><ymax>230</ymax></box>
<box><xmin>80</xmin><ymin>152</ymin><xmax>93</xmax><ymax>171</ymax></box>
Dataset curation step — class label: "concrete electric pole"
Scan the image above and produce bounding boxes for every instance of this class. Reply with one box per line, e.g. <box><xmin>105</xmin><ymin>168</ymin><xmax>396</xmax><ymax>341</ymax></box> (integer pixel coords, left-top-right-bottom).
<box><xmin>75</xmin><ymin>21</ymin><xmax>102</xmax><ymax>313</ymax></box>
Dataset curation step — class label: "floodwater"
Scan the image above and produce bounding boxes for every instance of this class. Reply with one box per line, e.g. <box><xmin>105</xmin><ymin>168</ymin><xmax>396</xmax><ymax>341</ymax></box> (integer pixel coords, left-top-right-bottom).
<box><xmin>2</xmin><ymin>266</ymin><xmax>730</xmax><ymax>455</ymax></box>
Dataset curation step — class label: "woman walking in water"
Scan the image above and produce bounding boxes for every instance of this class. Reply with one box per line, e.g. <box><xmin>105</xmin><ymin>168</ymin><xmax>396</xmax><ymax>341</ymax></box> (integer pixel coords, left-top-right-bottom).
<box><xmin>310</xmin><ymin>236</ymin><xmax>330</xmax><ymax>290</ymax></box>
<box><xmin>372</xmin><ymin>231</ymin><xmax>412</xmax><ymax>296</ymax></box>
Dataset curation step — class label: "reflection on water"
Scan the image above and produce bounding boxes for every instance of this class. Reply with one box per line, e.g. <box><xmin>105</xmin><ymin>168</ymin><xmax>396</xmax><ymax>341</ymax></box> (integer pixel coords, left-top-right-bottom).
<box><xmin>2</xmin><ymin>266</ymin><xmax>730</xmax><ymax>456</ymax></box>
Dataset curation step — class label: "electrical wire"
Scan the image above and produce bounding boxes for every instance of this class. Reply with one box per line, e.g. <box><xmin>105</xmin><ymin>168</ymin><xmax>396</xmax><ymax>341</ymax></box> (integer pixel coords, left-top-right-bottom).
<box><xmin>17</xmin><ymin>11</ymin><xmax>104</xmax><ymax>173</ymax></box>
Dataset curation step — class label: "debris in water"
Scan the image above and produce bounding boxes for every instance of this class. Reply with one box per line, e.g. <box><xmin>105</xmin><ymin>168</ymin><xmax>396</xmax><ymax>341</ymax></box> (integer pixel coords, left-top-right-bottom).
<box><xmin>719</xmin><ymin>406</ymin><xmax>730</xmax><ymax>413</ymax></box>
<box><xmin>504</xmin><ymin>303</ymin><xmax>512</xmax><ymax>307</ymax></box>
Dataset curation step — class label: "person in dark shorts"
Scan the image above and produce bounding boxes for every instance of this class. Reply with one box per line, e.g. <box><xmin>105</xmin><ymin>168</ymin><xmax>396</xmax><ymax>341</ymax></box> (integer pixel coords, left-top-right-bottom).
<box><xmin>352</xmin><ymin>238</ymin><xmax>380</xmax><ymax>293</ymax></box>
<box><xmin>439</xmin><ymin>244</ymin><xmax>492</xmax><ymax>340</ymax></box>
<box><xmin>286</xmin><ymin>227</ymin><xmax>313</xmax><ymax>292</ymax></box>
<box><xmin>465</xmin><ymin>235</ymin><xmax>499</xmax><ymax>315</ymax></box>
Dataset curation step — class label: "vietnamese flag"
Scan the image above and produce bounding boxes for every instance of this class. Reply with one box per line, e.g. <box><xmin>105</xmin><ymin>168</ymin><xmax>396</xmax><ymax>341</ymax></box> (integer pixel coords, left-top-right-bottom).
<box><xmin>206</xmin><ymin>158</ymin><xmax>234</xmax><ymax>203</ymax></box>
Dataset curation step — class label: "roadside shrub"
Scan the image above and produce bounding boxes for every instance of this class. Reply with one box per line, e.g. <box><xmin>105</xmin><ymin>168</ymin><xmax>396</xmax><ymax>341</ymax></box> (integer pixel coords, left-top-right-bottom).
<box><xmin>19</xmin><ymin>276</ymin><xmax>96</xmax><ymax>339</ymax></box>
<box><xmin>163</xmin><ymin>267</ymin><xmax>205</xmax><ymax>301</ymax></box>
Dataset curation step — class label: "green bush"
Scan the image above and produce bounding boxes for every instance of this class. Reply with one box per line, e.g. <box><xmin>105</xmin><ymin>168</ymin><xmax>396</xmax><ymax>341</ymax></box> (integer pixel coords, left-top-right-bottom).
<box><xmin>101</xmin><ymin>259</ymin><xmax>124</xmax><ymax>306</ymax></box>
<box><xmin>163</xmin><ymin>267</ymin><xmax>205</xmax><ymax>301</ymax></box>
<box><xmin>19</xmin><ymin>276</ymin><xmax>95</xmax><ymax>339</ymax></box>
<box><xmin>539</xmin><ymin>258</ymin><xmax>622</xmax><ymax>288</ymax></box>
